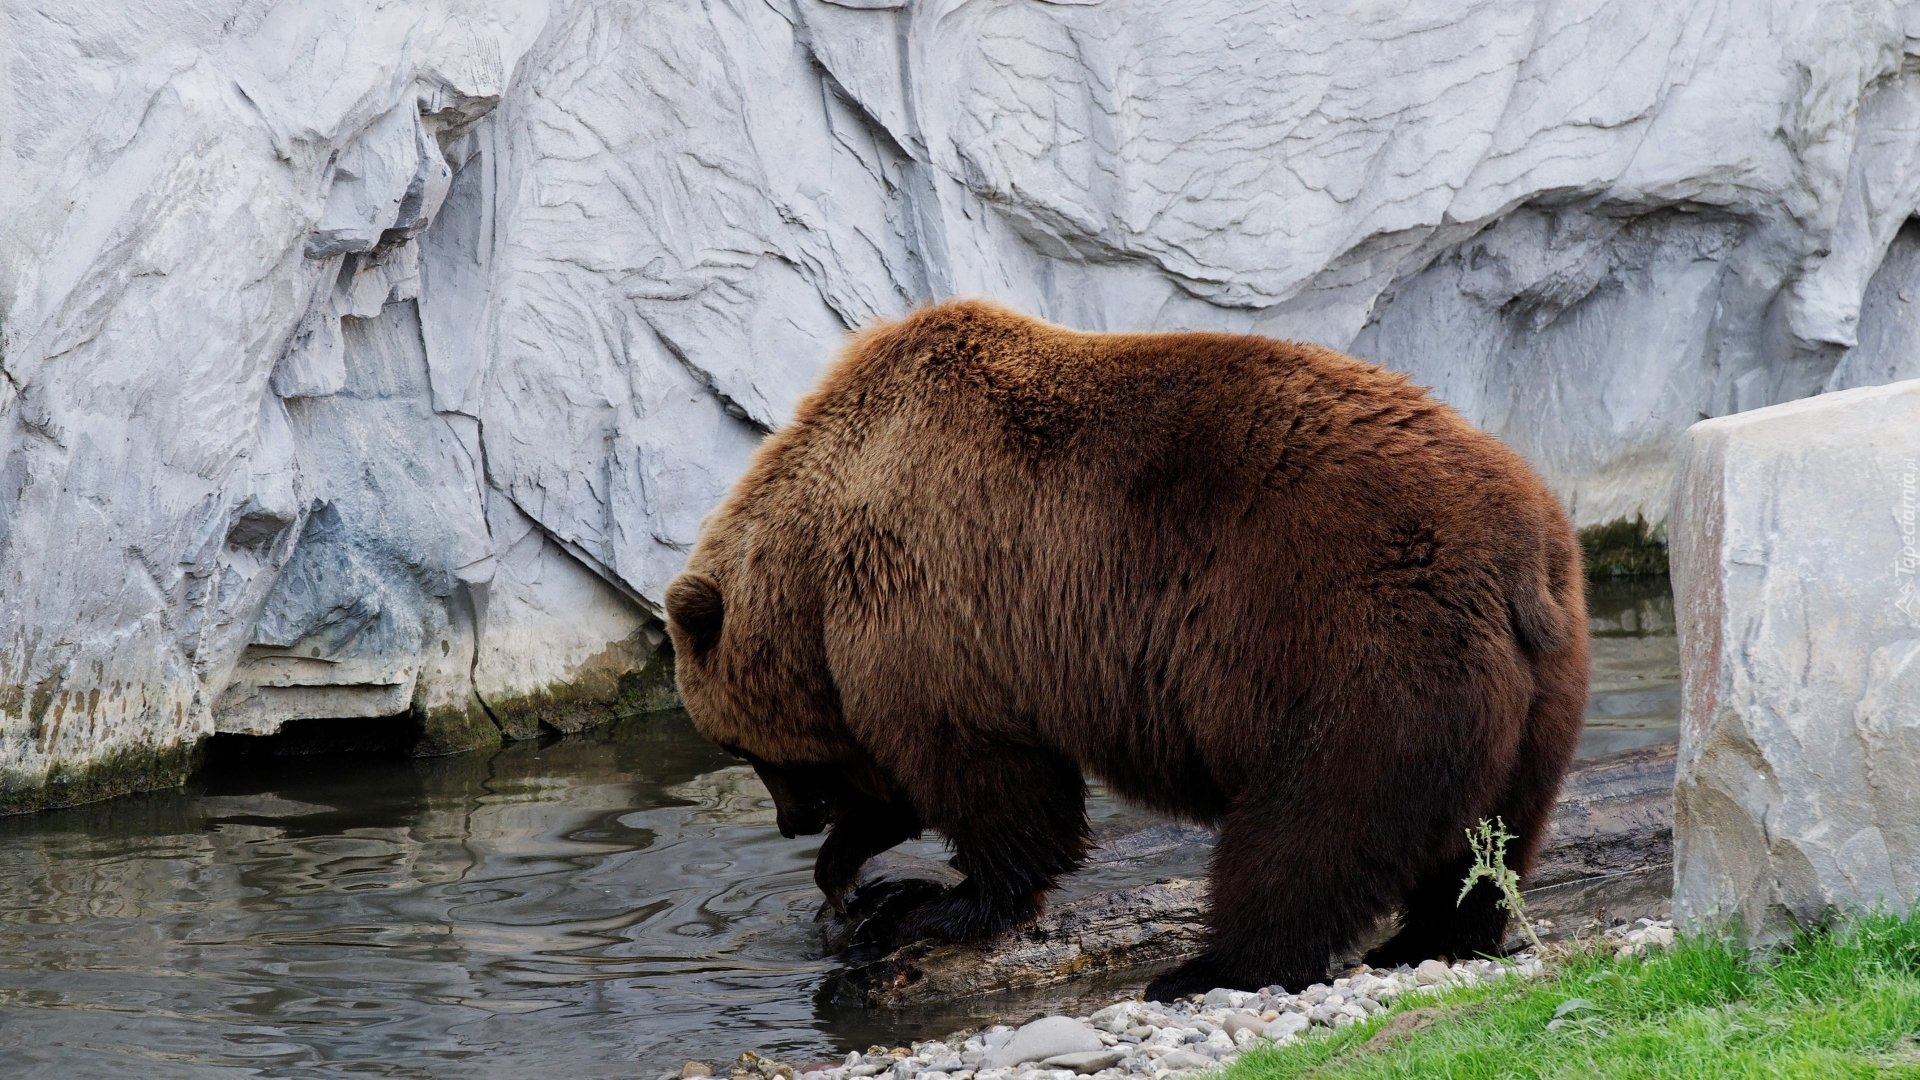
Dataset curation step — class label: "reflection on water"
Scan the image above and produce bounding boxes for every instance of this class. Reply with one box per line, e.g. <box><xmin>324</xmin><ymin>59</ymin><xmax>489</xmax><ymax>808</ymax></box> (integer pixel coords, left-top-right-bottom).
<box><xmin>1579</xmin><ymin>576</ymin><xmax>1680</xmax><ymax>758</ymax></box>
<box><xmin>0</xmin><ymin>577</ymin><xmax>1677</xmax><ymax>1077</ymax></box>
<box><xmin>0</xmin><ymin>719</ymin><xmax>838</xmax><ymax>1078</ymax></box>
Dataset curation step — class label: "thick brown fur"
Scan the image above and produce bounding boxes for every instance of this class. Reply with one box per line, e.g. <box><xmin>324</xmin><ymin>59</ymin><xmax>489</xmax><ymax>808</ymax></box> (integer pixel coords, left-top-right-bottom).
<box><xmin>664</xmin><ymin>299</ymin><xmax>1590</xmax><ymax>998</ymax></box>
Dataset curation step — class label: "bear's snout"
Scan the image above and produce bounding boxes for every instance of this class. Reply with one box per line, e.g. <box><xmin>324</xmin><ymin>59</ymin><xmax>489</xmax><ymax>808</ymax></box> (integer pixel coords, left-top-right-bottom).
<box><xmin>741</xmin><ymin>755</ymin><xmax>834</xmax><ymax>839</ymax></box>
<box><xmin>775</xmin><ymin>803</ymin><xmax>828</xmax><ymax>839</ymax></box>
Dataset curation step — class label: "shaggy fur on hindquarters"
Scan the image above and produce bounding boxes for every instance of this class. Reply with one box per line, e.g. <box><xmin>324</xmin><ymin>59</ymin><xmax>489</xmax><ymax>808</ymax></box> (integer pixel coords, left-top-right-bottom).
<box><xmin>663</xmin><ymin>299</ymin><xmax>1590</xmax><ymax>997</ymax></box>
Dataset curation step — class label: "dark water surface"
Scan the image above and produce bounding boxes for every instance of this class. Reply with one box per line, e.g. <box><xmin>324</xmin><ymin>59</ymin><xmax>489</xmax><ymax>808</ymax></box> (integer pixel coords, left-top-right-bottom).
<box><xmin>0</xmin><ymin>578</ymin><xmax>1676</xmax><ymax>1078</ymax></box>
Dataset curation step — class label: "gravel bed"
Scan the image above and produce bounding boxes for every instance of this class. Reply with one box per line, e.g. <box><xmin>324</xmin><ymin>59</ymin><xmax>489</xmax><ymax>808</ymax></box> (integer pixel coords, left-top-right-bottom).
<box><xmin>677</xmin><ymin>920</ymin><xmax>1675</xmax><ymax>1080</ymax></box>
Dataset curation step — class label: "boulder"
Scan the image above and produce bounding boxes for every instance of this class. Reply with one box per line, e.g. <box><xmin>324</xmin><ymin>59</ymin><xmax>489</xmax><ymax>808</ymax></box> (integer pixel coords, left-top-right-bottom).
<box><xmin>1671</xmin><ymin>379</ymin><xmax>1920</xmax><ymax>939</ymax></box>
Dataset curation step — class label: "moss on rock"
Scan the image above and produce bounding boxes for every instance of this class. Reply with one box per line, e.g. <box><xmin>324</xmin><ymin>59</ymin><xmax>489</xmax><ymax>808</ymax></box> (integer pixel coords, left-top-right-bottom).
<box><xmin>0</xmin><ymin>641</ymin><xmax>682</xmax><ymax>813</ymax></box>
<box><xmin>411</xmin><ymin>699</ymin><xmax>504</xmax><ymax>758</ymax></box>
<box><xmin>0</xmin><ymin>739</ymin><xmax>203</xmax><ymax>816</ymax></box>
<box><xmin>614</xmin><ymin>648</ymin><xmax>680</xmax><ymax>716</ymax></box>
<box><xmin>1578</xmin><ymin>515</ymin><xmax>1669</xmax><ymax>578</ymax></box>
<box><xmin>480</xmin><ymin>633</ymin><xmax>680</xmax><ymax>740</ymax></box>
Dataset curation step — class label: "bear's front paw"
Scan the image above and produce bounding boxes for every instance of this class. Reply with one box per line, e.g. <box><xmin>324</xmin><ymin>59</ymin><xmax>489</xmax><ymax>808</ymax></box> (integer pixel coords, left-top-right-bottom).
<box><xmin>814</xmin><ymin>849</ymin><xmax>863</xmax><ymax>915</ymax></box>
<box><xmin>885</xmin><ymin>882</ymin><xmax>1045</xmax><ymax>948</ymax></box>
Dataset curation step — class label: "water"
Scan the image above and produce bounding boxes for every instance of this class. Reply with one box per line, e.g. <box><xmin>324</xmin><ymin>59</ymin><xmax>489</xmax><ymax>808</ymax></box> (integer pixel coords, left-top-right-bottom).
<box><xmin>1578</xmin><ymin>578</ymin><xmax>1681</xmax><ymax>757</ymax></box>
<box><xmin>0</xmin><ymin>577</ymin><xmax>1677</xmax><ymax>1077</ymax></box>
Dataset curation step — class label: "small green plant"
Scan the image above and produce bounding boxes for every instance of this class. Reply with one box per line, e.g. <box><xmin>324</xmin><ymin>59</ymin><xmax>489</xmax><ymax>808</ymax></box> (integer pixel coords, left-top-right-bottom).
<box><xmin>1458</xmin><ymin>817</ymin><xmax>1543</xmax><ymax>954</ymax></box>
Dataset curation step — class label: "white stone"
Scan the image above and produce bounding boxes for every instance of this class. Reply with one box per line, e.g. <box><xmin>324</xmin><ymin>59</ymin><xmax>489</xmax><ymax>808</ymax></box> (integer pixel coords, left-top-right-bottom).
<box><xmin>1261</xmin><ymin>1013</ymin><xmax>1310</xmax><ymax>1042</ymax></box>
<box><xmin>1147</xmin><ymin>1050</ymin><xmax>1211</xmax><ymax>1073</ymax></box>
<box><xmin>1035</xmin><ymin>1051</ymin><xmax>1123</xmax><ymax>1075</ymax></box>
<box><xmin>979</xmin><ymin>1018</ymin><xmax>1103</xmax><ymax>1070</ymax></box>
<box><xmin>1672</xmin><ymin>379</ymin><xmax>1920</xmax><ymax>940</ymax></box>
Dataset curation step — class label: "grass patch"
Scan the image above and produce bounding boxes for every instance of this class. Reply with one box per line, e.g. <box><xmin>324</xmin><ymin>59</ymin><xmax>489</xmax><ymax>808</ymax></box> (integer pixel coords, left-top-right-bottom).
<box><xmin>1226</xmin><ymin>911</ymin><xmax>1920</xmax><ymax>1079</ymax></box>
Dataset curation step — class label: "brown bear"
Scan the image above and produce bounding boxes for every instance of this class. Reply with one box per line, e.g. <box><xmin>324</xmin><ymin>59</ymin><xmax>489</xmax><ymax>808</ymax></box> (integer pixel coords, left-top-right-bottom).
<box><xmin>664</xmin><ymin>299</ymin><xmax>1589</xmax><ymax>999</ymax></box>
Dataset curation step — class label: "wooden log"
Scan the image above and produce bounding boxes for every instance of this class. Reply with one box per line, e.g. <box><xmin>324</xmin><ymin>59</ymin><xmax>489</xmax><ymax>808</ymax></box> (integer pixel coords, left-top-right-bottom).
<box><xmin>822</xmin><ymin>743</ymin><xmax>1676</xmax><ymax>1008</ymax></box>
<box><xmin>1531</xmin><ymin>742</ymin><xmax>1676</xmax><ymax>888</ymax></box>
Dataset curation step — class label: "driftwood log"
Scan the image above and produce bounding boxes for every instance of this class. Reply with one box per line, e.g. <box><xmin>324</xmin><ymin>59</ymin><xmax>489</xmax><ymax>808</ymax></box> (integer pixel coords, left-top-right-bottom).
<box><xmin>824</xmin><ymin>743</ymin><xmax>1675</xmax><ymax>1007</ymax></box>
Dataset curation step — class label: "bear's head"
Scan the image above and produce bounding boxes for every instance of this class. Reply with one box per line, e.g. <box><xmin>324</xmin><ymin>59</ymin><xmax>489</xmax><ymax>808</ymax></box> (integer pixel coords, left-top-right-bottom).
<box><xmin>665</xmin><ymin>516</ymin><xmax>861</xmax><ymax>838</ymax></box>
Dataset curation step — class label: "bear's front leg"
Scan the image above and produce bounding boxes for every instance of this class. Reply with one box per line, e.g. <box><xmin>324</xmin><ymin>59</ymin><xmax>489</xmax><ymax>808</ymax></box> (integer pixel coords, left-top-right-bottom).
<box><xmin>883</xmin><ymin>744</ymin><xmax>1090</xmax><ymax>947</ymax></box>
<box><xmin>814</xmin><ymin>794</ymin><xmax>924</xmax><ymax>913</ymax></box>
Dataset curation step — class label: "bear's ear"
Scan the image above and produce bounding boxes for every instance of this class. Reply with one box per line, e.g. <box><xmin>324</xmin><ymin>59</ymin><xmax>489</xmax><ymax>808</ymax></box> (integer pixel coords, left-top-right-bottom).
<box><xmin>665</xmin><ymin>572</ymin><xmax>726</xmax><ymax>656</ymax></box>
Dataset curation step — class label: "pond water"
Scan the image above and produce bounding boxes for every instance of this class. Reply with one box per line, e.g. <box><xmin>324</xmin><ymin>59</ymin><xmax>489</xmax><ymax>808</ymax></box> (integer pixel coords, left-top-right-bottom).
<box><xmin>1578</xmin><ymin>578</ymin><xmax>1681</xmax><ymax>758</ymax></box>
<box><xmin>0</xmin><ymin>578</ymin><xmax>1677</xmax><ymax>1078</ymax></box>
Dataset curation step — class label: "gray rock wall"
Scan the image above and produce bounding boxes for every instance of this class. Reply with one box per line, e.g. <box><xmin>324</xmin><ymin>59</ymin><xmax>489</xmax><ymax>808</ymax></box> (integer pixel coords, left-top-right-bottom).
<box><xmin>5</xmin><ymin>0</ymin><xmax>1920</xmax><ymax>806</ymax></box>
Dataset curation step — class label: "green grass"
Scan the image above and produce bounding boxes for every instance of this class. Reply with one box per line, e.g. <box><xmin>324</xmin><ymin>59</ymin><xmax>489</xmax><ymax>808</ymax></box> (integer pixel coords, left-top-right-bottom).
<box><xmin>1225</xmin><ymin>911</ymin><xmax>1920</xmax><ymax>1079</ymax></box>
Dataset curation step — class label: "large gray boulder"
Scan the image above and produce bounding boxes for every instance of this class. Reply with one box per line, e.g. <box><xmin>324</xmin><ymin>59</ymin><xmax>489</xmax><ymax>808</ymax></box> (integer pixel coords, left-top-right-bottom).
<box><xmin>1671</xmin><ymin>379</ymin><xmax>1920</xmax><ymax>939</ymax></box>
<box><xmin>7</xmin><ymin>1</ymin><xmax>1920</xmax><ymax>807</ymax></box>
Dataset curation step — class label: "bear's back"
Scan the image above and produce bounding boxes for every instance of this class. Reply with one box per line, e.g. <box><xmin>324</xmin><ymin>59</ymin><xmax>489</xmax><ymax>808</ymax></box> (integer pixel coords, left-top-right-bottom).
<box><xmin>797</xmin><ymin>300</ymin><xmax>1531</xmax><ymax>532</ymax></box>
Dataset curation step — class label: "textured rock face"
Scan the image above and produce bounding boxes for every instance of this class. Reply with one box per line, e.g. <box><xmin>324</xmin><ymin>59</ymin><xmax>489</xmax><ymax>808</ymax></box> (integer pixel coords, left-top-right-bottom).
<box><xmin>1671</xmin><ymin>380</ymin><xmax>1920</xmax><ymax>939</ymax></box>
<box><xmin>5</xmin><ymin>1</ymin><xmax>1920</xmax><ymax>805</ymax></box>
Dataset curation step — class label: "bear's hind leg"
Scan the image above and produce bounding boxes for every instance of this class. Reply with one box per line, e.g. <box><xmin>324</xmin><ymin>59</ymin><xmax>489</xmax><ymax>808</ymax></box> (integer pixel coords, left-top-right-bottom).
<box><xmin>1361</xmin><ymin>853</ymin><xmax>1504</xmax><ymax>969</ymax></box>
<box><xmin>1362</xmin><ymin>769</ymin><xmax>1560</xmax><ymax>967</ymax></box>
<box><xmin>886</xmin><ymin>745</ymin><xmax>1090</xmax><ymax>947</ymax></box>
<box><xmin>1366</xmin><ymin>682</ymin><xmax>1582</xmax><ymax>967</ymax></box>
<box><xmin>1147</xmin><ymin>794</ymin><xmax>1406</xmax><ymax>1000</ymax></box>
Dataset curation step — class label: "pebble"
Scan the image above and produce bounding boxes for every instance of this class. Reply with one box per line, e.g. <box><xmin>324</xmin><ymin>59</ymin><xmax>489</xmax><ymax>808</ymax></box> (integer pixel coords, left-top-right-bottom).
<box><xmin>1605</xmin><ymin>918</ymin><xmax>1678</xmax><ymax>957</ymax></box>
<box><xmin>1089</xmin><ymin>1005</ymin><xmax>1133</xmax><ymax>1033</ymax></box>
<box><xmin>1151</xmin><ymin>1050</ymin><xmax>1212</xmax><ymax>1071</ymax></box>
<box><xmin>1306</xmin><ymin>1001</ymin><xmax>1343</xmax><ymax>1025</ymax></box>
<box><xmin>1039</xmin><ymin>1050</ymin><xmax>1126</xmax><ymax>1074</ymax></box>
<box><xmin>1262</xmin><ymin>1012</ymin><xmax>1309</xmax><ymax>1042</ymax></box>
<box><xmin>980</xmin><ymin>1018</ymin><xmax>1104</xmax><ymax>1069</ymax></box>
<box><xmin>705</xmin><ymin>933</ymin><xmax>1661</xmax><ymax>1080</ymax></box>
<box><xmin>1219</xmin><ymin>1012</ymin><xmax>1264</xmax><ymax>1040</ymax></box>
